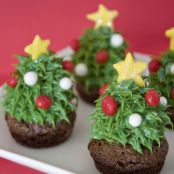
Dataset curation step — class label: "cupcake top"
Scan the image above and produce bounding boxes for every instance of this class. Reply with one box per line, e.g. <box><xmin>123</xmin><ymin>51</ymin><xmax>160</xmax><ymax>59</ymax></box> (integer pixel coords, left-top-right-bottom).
<box><xmin>89</xmin><ymin>53</ymin><xmax>171</xmax><ymax>153</ymax></box>
<box><xmin>148</xmin><ymin>27</ymin><xmax>174</xmax><ymax>106</ymax></box>
<box><xmin>4</xmin><ymin>35</ymin><xmax>77</xmax><ymax>127</ymax></box>
<box><xmin>71</xmin><ymin>4</ymin><xmax>127</xmax><ymax>92</ymax></box>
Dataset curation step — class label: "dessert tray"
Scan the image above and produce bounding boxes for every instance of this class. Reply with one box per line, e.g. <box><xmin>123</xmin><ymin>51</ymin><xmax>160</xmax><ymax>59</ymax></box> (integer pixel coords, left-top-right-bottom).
<box><xmin>0</xmin><ymin>49</ymin><xmax>174</xmax><ymax>174</ymax></box>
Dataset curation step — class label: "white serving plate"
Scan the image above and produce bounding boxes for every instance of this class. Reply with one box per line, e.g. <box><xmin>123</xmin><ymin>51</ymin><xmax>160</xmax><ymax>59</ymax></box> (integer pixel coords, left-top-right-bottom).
<box><xmin>0</xmin><ymin>51</ymin><xmax>174</xmax><ymax>174</ymax></box>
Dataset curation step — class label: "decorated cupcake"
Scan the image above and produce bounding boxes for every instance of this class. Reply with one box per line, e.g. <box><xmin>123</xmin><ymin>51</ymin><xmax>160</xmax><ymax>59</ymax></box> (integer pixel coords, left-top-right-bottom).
<box><xmin>88</xmin><ymin>53</ymin><xmax>171</xmax><ymax>174</ymax></box>
<box><xmin>148</xmin><ymin>27</ymin><xmax>174</xmax><ymax>124</ymax></box>
<box><xmin>69</xmin><ymin>4</ymin><xmax>127</xmax><ymax>104</ymax></box>
<box><xmin>3</xmin><ymin>35</ymin><xmax>77</xmax><ymax>148</ymax></box>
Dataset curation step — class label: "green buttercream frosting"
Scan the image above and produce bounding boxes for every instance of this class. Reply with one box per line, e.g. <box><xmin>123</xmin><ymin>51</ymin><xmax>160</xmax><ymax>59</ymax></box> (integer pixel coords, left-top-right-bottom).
<box><xmin>148</xmin><ymin>50</ymin><xmax>174</xmax><ymax>106</ymax></box>
<box><xmin>73</xmin><ymin>26</ymin><xmax>127</xmax><ymax>92</ymax></box>
<box><xmin>89</xmin><ymin>80</ymin><xmax>171</xmax><ymax>153</ymax></box>
<box><xmin>3</xmin><ymin>53</ymin><xmax>77</xmax><ymax>127</ymax></box>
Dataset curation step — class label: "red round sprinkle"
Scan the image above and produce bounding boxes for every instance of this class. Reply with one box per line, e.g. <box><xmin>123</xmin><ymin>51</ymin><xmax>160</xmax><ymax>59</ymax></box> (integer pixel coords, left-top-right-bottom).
<box><xmin>7</xmin><ymin>76</ymin><xmax>18</xmax><ymax>88</ymax></box>
<box><xmin>70</xmin><ymin>39</ymin><xmax>79</xmax><ymax>52</ymax></box>
<box><xmin>101</xmin><ymin>95</ymin><xmax>118</xmax><ymax>116</ymax></box>
<box><xmin>99</xmin><ymin>83</ymin><xmax>109</xmax><ymax>96</ymax></box>
<box><xmin>148</xmin><ymin>59</ymin><xmax>161</xmax><ymax>73</ymax></box>
<box><xmin>145</xmin><ymin>90</ymin><xmax>160</xmax><ymax>106</ymax></box>
<box><xmin>96</xmin><ymin>50</ymin><xmax>109</xmax><ymax>64</ymax></box>
<box><xmin>35</xmin><ymin>95</ymin><xmax>52</xmax><ymax>110</ymax></box>
<box><xmin>62</xmin><ymin>60</ymin><xmax>74</xmax><ymax>72</ymax></box>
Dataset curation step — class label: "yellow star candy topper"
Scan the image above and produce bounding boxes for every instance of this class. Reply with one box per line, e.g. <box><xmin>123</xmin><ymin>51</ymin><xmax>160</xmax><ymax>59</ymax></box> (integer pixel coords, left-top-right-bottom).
<box><xmin>165</xmin><ymin>27</ymin><xmax>174</xmax><ymax>51</ymax></box>
<box><xmin>113</xmin><ymin>53</ymin><xmax>147</xmax><ymax>87</ymax></box>
<box><xmin>24</xmin><ymin>35</ymin><xmax>50</xmax><ymax>60</ymax></box>
<box><xmin>87</xmin><ymin>4</ymin><xmax>119</xmax><ymax>29</ymax></box>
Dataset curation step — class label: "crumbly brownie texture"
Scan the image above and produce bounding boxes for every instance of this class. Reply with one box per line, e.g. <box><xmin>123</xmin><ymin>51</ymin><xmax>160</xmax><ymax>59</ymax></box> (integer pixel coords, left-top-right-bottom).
<box><xmin>88</xmin><ymin>139</ymin><xmax>168</xmax><ymax>174</ymax></box>
<box><xmin>76</xmin><ymin>83</ymin><xmax>99</xmax><ymax>104</ymax></box>
<box><xmin>6</xmin><ymin>112</ymin><xmax>76</xmax><ymax>148</ymax></box>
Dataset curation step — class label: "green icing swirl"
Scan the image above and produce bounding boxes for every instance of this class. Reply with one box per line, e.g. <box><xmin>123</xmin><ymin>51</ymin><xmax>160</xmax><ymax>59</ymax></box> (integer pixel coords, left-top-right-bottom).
<box><xmin>148</xmin><ymin>50</ymin><xmax>174</xmax><ymax>106</ymax></box>
<box><xmin>73</xmin><ymin>26</ymin><xmax>127</xmax><ymax>92</ymax></box>
<box><xmin>3</xmin><ymin>53</ymin><xmax>77</xmax><ymax>127</ymax></box>
<box><xmin>89</xmin><ymin>80</ymin><xmax>172</xmax><ymax>153</ymax></box>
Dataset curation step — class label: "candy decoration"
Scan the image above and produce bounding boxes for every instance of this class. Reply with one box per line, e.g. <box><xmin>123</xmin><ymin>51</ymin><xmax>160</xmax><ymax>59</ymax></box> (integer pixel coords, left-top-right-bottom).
<box><xmin>128</xmin><ymin>113</ymin><xmax>142</xmax><ymax>127</ymax></box>
<box><xmin>7</xmin><ymin>76</ymin><xmax>18</xmax><ymax>88</ymax></box>
<box><xmin>170</xmin><ymin>64</ymin><xmax>174</xmax><ymax>74</ymax></box>
<box><xmin>35</xmin><ymin>95</ymin><xmax>52</xmax><ymax>109</ymax></box>
<box><xmin>148</xmin><ymin>59</ymin><xmax>161</xmax><ymax>73</ymax></box>
<box><xmin>96</xmin><ymin>50</ymin><xmax>109</xmax><ymax>64</ymax></box>
<box><xmin>62</xmin><ymin>60</ymin><xmax>74</xmax><ymax>72</ymax></box>
<box><xmin>102</xmin><ymin>96</ymin><xmax>118</xmax><ymax>116</ymax></box>
<box><xmin>59</xmin><ymin>77</ymin><xmax>72</xmax><ymax>90</ymax></box>
<box><xmin>160</xmin><ymin>96</ymin><xmax>168</xmax><ymax>106</ymax></box>
<box><xmin>75</xmin><ymin>63</ymin><xmax>88</xmax><ymax>76</ymax></box>
<box><xmin>24</xmin><ymin>35</ymin><xmax>50</xmax><ymax>60</ymax></box>
<box><xmin>70</xmin><ymin>39</ymin><xmax>79</xmax><ymax>52</ymax></box>
<box><xmin>113</xmin><ymin>53</ymin><xmax>147</xmax><ymax>87</ymax></box>
<box><xmin>24</xmin><ymin>71</ymin><xmax>38</xmax><ymax>86</ymax></box>
<box><xmin>99</xmin><ymin>83</ymin><xmax>109</xmax><ymax>96</ymax></box>
<box><xmin>171</xmin><ymin>88</ymin><xmax>174</xmax><ymax>99</ymax></box>
<box><xmin>145</xmin><ymin>90</ymin><xmax>160</xmax><ymax>106</ymax></box>
<box><xmin>110</xmin><ymin>34</ymin><xmax>124</xmax><ymax>47</ymax></box>
<box><xmin>165</xmin><ymin>27</ymin><xmax>174</xmax><ymax>51</ymax></box>
<box><xmin>87</xmin><ymin>4</ymin><xmax>119</xmax><ymax>29</ymax></box>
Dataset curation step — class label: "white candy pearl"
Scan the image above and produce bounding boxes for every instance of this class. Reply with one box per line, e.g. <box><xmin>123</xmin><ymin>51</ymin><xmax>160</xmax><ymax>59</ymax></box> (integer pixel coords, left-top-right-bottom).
<box><xmin>170</xmin><ymin>64</ymin><xmax>174</xmax><ymax>74</ymax></box>
<box><xmin>128</xmin><ymin>113</ymin><xmax>142</xmax><ymax>127</ymax></box>
<box><xmin>75</xmin><ymin>63</ymin><xmax>88</xmax><ymax>76</ymax></box>
<box><xmin>59</xmin><ymin>77</ymin><xmax>72</xmax><ymax>90</ymax></box>
<box><xmin>160</xmin><ymin>96</ymin><xmax>167</xmax><ymax>106</ymax></box>
<box><xmin>24</xmin><ymin>71</ymin><xmax>38</xmax><ymax>86</ymax></box>
<box><xmin>110</xmin><ymin>34</ymin><xmax>124</xmax><ymax>48</ymax></box>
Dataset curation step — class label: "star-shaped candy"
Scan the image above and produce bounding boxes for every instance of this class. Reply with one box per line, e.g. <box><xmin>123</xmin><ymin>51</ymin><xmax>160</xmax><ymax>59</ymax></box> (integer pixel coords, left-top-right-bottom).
<box><xmin>113</xmin><ymin>53</ymin><xmax>147</xmax><ymax>87</ymax></box>
<box><xmin>24</xmin><ymin>35</ymin><xmax>50</xmax><ymax>60</ymax></box>
<box><xmin>87</xmin><ymin>4</ymin><xmax>119</xmax><ymax>29</ymax></box>
<box><xmin>165</xmin><ymin>27</ymin><xmax>174</xmax><ymax>51</ymax></box>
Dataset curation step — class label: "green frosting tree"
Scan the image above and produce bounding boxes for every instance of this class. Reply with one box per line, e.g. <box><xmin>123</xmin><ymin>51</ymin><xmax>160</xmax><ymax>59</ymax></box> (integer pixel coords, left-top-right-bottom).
<box><xmin>4</xmin><ymin>35</ymin><xmax>77</xmax><ymax>127</ymax></box>
<box><xmin>89</xmin><ymin>53</ymin><xmax>171</xmax><ymax>153</ymax></box>
<box><xmin>71</xmin><ymin>4</ymin><xmax>127</xmax><ymax>93</ymax></box>
<box><xmin>148</xmin><ymin>28</ymin><xmax>174</xmax><ymax>107</ymax></box>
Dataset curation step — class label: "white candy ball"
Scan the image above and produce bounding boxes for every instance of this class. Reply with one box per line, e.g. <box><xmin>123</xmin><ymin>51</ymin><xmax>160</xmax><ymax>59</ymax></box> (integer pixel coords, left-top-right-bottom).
<box><xmin>160</xmin><ymin>96</ymin><xmax>167</xmax><ymax>106</ymax></box>
<box><xmin>110</xmin><ymin>34</ymin><xmax>124</xmax><ymax>48</ymax></box>
<box><xmin>128</xmin><ymin>113</ymin><xmax>142</xmax><ymax>127</ymax></box>
<box><xmin>24</xmin><ymin>71</ymin><xmax>38</xmax><ymax>86</ymax></box>
<box><xmin>75</xmin><ymin>63</ymin><xmax>88</xmax><ymax>76</ymax></box>
<box><xmin>170</xmin><ymin>64</ymin><xmax>174</xmax><ymax>74</ymax></box>
<box><xmin>59</xmin><ymin>77</ymin><xmax>72</xmax><ymax>90</ymax></box>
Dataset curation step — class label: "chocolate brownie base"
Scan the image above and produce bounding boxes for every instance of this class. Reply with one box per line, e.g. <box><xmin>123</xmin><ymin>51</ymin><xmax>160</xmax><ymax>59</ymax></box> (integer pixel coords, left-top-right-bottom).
<box><xmin>6</xmin><ymin>112</ymin><xmax>76</xmax><ymax>148</ymax></box>
<box><xmin>88</xmin><ymin>139</ymin><xmax>168</xmax><ymax>174</ymax></box>
<box><xmin>166</xmin><ymin>107</ymin><xmax>174</xmax><ymax>126</ymax></box>
<box><xmin>76</xmin><ymin>83</ymin><xmax>99</xmax><ymax>104</ymax></box>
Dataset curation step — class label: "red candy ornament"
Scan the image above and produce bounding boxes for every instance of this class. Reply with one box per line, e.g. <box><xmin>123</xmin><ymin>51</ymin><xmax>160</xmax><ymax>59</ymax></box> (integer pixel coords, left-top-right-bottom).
<box><xmin>99</xmin><ymin>83</ymin><xmax>109</xmax><ymax>96</ymax></box>
<box><xmin>62</xmin><ymin>60</ymin><xmax>74</xmax><ymax>72</ymax></box>
<box><xmin>101</xmin><ymin>96</ymin><xmax>118</xmax><ymax>116</ymax></box>
<box><xmin>148</xmin><ymin>59</ymin><xmax>161</xmax><ymax>73</ymax></box>
<box><xmin>35</xmin><ymin>95</ymin><xmax>52</xmax><ymax>110</ymax></box>
<box><xmin>96</xmin><ymin>50</ymin><xmax>109</xmax><ymax>64</ymax></box>
<box><xmin>7</xmin><ymin>76</ymin><xmax>18</xmax><ymax>88</ymax></box>
<box><xmin>171</xmin><ymin>88</ymin><xmax>174</xmax><ymax>99</ymax></box>
<box><xmin>70</xmin><ymin>39</ymin><xmax>79</xmax><ymax>52</ymax></box>
<box><xmin>145</xmin><ymin>90</ymin><xmax>160</xmax><ymax>106</ymax></box>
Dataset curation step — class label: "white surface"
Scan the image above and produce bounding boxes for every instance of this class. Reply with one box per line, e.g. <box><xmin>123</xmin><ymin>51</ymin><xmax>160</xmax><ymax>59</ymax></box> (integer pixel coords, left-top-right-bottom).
<box><xmin>0</xmin><ymin>52</ymin><xmax>174</xmax><ymax>174</ymax></box>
